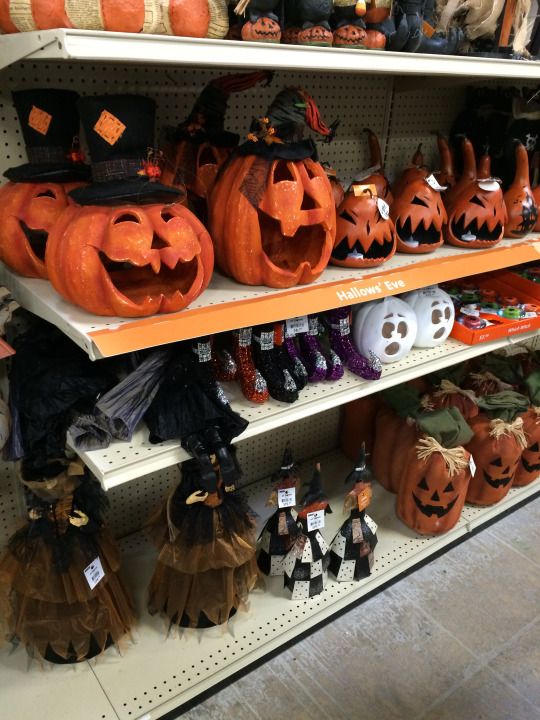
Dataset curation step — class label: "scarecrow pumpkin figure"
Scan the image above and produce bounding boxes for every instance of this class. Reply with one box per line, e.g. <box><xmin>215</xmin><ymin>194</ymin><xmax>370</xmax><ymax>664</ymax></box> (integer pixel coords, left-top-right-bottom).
<box><xmin>147</xmin><ymin>454</ymin><xmax>258</xmax><ymax>629</ymax></box>
<box><xmin>161</xmin><ymin>71</ymin><xmax>272</xmax><ymax>221</ymax></box>
<box><xmin>209</xmin><ymin>87</ymin><xmax>337</xmax><ymax>289</ymax></box>
<box><xmin>465</xmin><ymin>392</ymin><xmax>530</xmax><ymax>506</ymax></box>
<box><xmin>46</xmin><ymin>95</ymin><xmax>214</xmax><ymax>318</ymax></box>
<box><xmin>329</xmin><ymin>445</ymin><xmax>378</xmax><ymax>582</ymax></box>
<box><xmin>0</xmin><ymin>89</ymin><xmax>90</xmax><ymax>279</ymax></box>
<box><xmin>234</xmin><ymin>0</ymin><xmax>282</xmax><ymax>42</ymax></box>
<box><xmin>396</xmin><ymin>408</ymin><xmax>474</xmax><ymax>535</ymax></box>
<box><xmin>257</xmin><ymin>445</ymin><xmax>302</xmax><ymax>576</ymax></box>
<box><xmin>284</xmin><ymin>463</ymin><xmax>332</xmax><ymax>599</ymax></box>
<box><xmin>0</xmin><ymin>460</ymin><xmax>135</xmax><ymax>663</ymax></box>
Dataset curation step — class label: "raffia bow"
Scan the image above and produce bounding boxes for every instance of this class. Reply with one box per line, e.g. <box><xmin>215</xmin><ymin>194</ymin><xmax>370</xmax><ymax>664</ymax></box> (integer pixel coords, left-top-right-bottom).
<box><xmin>420</xmin><ymin>394</ymin><xmax>435</xmax><ymax>411</ymax></box>
<box><xmin>416</xmin><ymin>437</ymin><xmax>470</xmax><ymax>477</ymax></box>
<box><xmin>469</xmin><ymin>371</ymin><xmax>512</xmax><ymax>391</ymax></box>
<box><xmin>434</xmin><ymin>379</ymin><xmax>477</xmax><ymax>403</ymax></box>
<box><xmin>489</xmin><ymin>417</ymin><xmax>528</xmax><ymax>449</ymax></box>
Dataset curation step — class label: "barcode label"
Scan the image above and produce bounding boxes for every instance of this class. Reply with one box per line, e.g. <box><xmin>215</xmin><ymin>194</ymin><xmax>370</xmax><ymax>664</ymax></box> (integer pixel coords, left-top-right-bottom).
<box><xmin>307</xmin><ymin>509</ymin><xmax>325</xmax><ymax>532</ymax></box>
<box><xmin>278</xmin><ymin>487</ymin><xmax>296</xmax><ymax>508</ymax></box>
<box><xmin>84</xmin><ymin>556</ymin><xmax>105</xmax><ymax>590</ymax></box>
<box><xmin>286</xmin><ymin>316</ymin><xmax>309</xmax><ymax>335</ymax></box>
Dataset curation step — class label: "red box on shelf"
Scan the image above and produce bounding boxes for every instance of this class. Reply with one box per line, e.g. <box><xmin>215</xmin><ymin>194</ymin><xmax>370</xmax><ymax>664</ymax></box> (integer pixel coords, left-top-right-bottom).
<box><xmin>448</xmin><ymin>273</ymin><xmax>540</xmax><ymax>345</ymax></box>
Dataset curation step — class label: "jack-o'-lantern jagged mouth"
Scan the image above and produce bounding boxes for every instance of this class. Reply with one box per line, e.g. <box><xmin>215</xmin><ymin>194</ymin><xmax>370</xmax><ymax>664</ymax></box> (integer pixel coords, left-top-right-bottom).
<box><xmin>396</xmin><ymin>218</ymin><xmax>441</xmax><ymax>249</ymax></box>
<box><xmin>332</xmin><ymin>236</ymin><xmax>394</xmax><ymax>262</ymax></box>
<box><xmin>258</xmin><ymin>209</ymin><xmax>327</xmax><ymax>272</ymax></box>
<box><xmin>483</xmin><ymin>470</ymin><xmax>513</xmax><ymax>489</ymax></box>
<box><xmin>98</xmin><ymin>241</ymin><xmax>199</xmax><ymax>303</ymax></box>
<box><xmin>412</xmin><ymin>493</ymin><xmax>458</xmax><ymax>518</ymax></box>
<box><xmin>451</xmin><ymin>216</ymin><xmax>503</xmax><ymax>244</ymax></box>
<box><xmin>522</xmin><ymin>456</ymin><xmax>540</xmax><ymax>473</ymax></box>
<box><xmin>19</xmin><ymin>220</ymin><xmax>48</xmax><ymax>260</ymax></box>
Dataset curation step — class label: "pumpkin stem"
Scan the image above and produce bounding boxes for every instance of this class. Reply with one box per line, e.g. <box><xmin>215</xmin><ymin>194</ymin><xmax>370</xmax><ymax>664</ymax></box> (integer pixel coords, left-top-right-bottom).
<box><xmin>363</xmin><ymin>128</ymin><xmax>383</xmax><ymax>169</ymax></box>
<box><xmin>489</xmin><ymin>417</ymin><xmax>528</xmax><ymax>449</ymax></box>
<box><xmin>416</xmin><ymin>437</ymin><xmax>470</xmax><ymax>477</ymax></box>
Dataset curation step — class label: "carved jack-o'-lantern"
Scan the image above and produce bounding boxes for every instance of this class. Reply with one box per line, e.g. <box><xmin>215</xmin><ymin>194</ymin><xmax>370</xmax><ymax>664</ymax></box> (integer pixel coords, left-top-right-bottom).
<box><xmin>401</xmin><ymin>286</ymin><xmax>454</xmax><ymax>347</ymax></box>
<box><xmin>353</xmin><ymin>296</ymin><xmax>417</xmax><ymax>363</ymax></box>
<box><xmin>331</xmin><ymin>187</ymin><xmax>396</xmax><ymax>268</ymax></box>
<box><xmin>465</xmin><ymin>414</ymin><xmax>527</xmax><ymax>505</ymax></box>
<box><xmin>0</xmin><ymin>181</ymin><xmax>82</xmax><ymax>278</ymax></box>
<box><xmin>514</xmin><ymin>409</ymin><xmax>540</xmax><ymax>486</ymax></box>
<box><xmin>45</xmin><ymin>203</ymin><xmax>214</xmax><ymax>317</ymax></box>
<box><xmin>444</xmin><ymin>139</ymin><xmax>506</xmax><ymax>248</ymax></box>
<box><xmin>504</xmin><ymin>141</ymin><xmax>538</xmax><ymax>238</ymax></box>
<box><xmin>209</xmin><ymin>88</ymin><xmax>337</xmax><ymax>289</ymax></box>
<box><xmin>241</xmin><ymin>15</ymin><xmax>281</xmax><ymax>42</ymax></box>
<box><xmin>397</xmin><ymin>445</ymin><xmax>471</xmax><ymax>535</ymax></box>
<box><xmin>391</xmin><ymin>174</ymin><xmax>447</xmax><ymax>253</ymax></box>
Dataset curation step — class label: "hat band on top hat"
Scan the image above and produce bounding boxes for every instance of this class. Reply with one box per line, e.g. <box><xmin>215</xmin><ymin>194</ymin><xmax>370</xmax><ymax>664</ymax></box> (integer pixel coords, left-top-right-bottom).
<box><xmin>92</xmin><ymin>158</ymin><xmax>143</xmax><ymax>183</ymax></box>
<box><xmin>27</xmin><ymin>146</ymin><xmax>68</xmax><ymax>164</ymax></box>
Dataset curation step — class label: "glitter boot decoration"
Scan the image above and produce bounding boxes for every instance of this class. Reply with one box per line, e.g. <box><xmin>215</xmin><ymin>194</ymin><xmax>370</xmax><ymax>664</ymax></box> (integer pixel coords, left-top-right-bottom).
<box><xmin>326</xmin><ymin>307</ymin><xmax>382</xmax><ymax>380</ymax></box>
<box><xmin>232</xmin><ymin>328</ymin><xmax>269</xmax><ymax>404</ymax></box>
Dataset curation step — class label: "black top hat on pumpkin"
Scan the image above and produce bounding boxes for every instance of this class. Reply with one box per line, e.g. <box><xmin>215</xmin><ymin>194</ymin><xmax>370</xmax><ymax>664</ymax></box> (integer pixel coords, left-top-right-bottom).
<box><xmin>4</xmin><ymin>89</ymin><xmax>91</xmax><ymax>184</ymax></box>
<box><xmin>69</xmin><ymin>95</ymin><xmax>183</xmax><ymax>206</ymax></box>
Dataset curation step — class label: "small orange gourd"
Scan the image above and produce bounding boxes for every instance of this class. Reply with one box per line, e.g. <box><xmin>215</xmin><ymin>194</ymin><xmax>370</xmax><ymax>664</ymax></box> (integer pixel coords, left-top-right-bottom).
<box><xmin>504</xmin><ymin>141</ymin><xmax>538</xmax><ymax>237</ymax></box>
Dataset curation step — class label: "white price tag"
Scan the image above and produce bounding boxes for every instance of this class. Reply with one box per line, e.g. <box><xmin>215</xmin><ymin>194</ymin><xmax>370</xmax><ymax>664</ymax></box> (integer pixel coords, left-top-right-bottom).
<box><xmin>425</xmin><ymin>174</ymin><xmax>447</xmax><ymax>192</ymax></box>
<box><xmin>377</xmin><ymin>197</ymin><xmax>390</xmax><ymax>219</ymax></box>
<box><xmin>278</xmin><ymin>487</ymin><xmax>296</xmax><ymax>508</ymax></box>
<box><xmin>84</xmin><ymin>556</ymin><xmax>105</xmax><ymax>590</ymax></box>
<box><xmin>478</xmin><ymin>179</ymin><xmax>500</xmax><ymax>192</ymax></box>
<box><xmin>307</xmin><ymin>509</ymin><xmax>325</xmax><ymax>532</ymax></box>
<box><xmin>461</xmin><ymin>307</ymin><xmax>480</xmax><ymax>317</ymax></box>
<box><xmin>286</xmin><ymin>316</ymin><xmax>309</xmax><ymax>336</ymax></box>
<box><xmin>364</xmin><ymin>514</ymin><xmax>378</xmax><ymax>535</ymax></box>
<box><xmin>469</xmin><ymin>455</ymin><xmax>477</xmax><ymax>477</ymax></box>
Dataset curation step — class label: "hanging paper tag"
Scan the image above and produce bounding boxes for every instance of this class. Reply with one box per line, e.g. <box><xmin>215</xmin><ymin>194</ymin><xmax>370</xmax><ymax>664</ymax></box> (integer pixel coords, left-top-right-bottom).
<box><xmin>364</xmin><ymin>514</ymin><xmax>378</xmax><ymax>535</ymax></box>
<box><xmin>308</xmin><ymin>317</ymin><xmax>319</xmax><ymax>336</ymax></box>
<box><xmin>377</xmin><ymin>197</ymin><xmax>390</xmax><ymax>220</ymax></box>
<box><xmin>84</xmin><ymin>557</ymin><xmax>105</xmax><ymax>590</ymax></box>
<box><xmin>278</xmin><ymin>487</ymin><xmax>296</xmax><ymax>508</ymax></box>
<box><xmin>286</xmin><ymin>316</ymin><xmax>309</xmax><ymax>336</ymax></box>
<box><xmin>353</xmin><ymin>164</ymin><xmax>381</xmax><ymax>182</ymax></box>
<box><xmin>425</xmin><ymin>174</ymin><xmax>447</xmax><ymax>192</ymax></box>
<box><xmin>353</xmin><ymin>183</ymin><xmax>377</xmax><ymax>197</ymax></box>
<box><xmin>195</xmin><ymin>341</ymin><xmax>211</xmax><ymax>362</ymax></box>
<box><xmin>237</xmin><ymin>327</ymin><xmax>251</xmax><ymax>346</ymax></box>
<box><xmin>469</xmin><ymin>455</ymin><xmax>477</xmax><ymax>477</ymax></box>
<box><xmin>252</xmin><ymin>331</ymin><xmax>274</xmax><ymax>350</ymax></box>
<box><xmin>478</xmin><ymin>179</ymin><xmax>500</xmax><ymax>192</ymax></box>
<box><xmin>307</xmin><ymin>509</ymin><xmax>325</xmax><ymax>532</ymax></box>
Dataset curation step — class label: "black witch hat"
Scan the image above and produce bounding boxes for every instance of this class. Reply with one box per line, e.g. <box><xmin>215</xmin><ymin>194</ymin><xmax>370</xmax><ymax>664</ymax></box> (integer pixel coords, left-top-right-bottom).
<box><xmin>300</xmin><ymin>462</ymin><xmax>332</xmax><ymax>512</ymax></box>
<box><xmin>69</xmin><ymin>94</ymin><xmax>183</xmax><ymax>206</ymax></box>
<box><xmin>344</xmin><ymin>443</ymin><xmax>375</xmax><ymax>485</ymax></box>
<box><xmin>4</xmin><ymin>89</ymin><xmax>90</xmax><ymax>184</ymax></box>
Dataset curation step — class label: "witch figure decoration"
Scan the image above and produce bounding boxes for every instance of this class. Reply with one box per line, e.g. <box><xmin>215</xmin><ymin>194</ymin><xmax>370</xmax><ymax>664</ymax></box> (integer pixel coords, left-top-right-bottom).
<box><xmin>329</xmin><ymin>444</ymin><xmax>378</xmax><ymax>582</ymax></box>
<box><xmin>257</xmin><ymin>444</ymin><xmax>301</xmax><ymax>576</ymax></box>
<box><xmin>283</xmin><ymin>463</ymin><xmax>332</xmax><ymax>599</ymax></box>
<box><xmin>147</xmin><ymin>452</ymin><xmax>259</xmax><ymax>629</ymax></box>
<box><xmin>0</xmin><ymin>460</ymin><xmax>135</xmax><ymax>663</ymax></box>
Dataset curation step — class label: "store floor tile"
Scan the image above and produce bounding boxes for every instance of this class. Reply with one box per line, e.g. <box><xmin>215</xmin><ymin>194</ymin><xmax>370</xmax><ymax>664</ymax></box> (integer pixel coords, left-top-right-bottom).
<box><xmin>182</xmin><ymin>498</ymin><xmax>540</xmax><ymax>720</ymax></box>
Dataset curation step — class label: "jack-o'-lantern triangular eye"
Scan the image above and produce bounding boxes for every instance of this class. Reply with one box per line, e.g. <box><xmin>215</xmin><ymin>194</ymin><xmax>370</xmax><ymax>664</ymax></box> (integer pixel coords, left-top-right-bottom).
<box><xmin>530</xmin><ymin>442</ymin><xmax>539</xmax><ymax>452</ymax></box>
<box><xmin>35</xmin><ymin>189</ymin><xmax>56</xmax><ymax>199</ymax></box>
<box><xmin>114</xmin><ymin>213</ymin><xmax>140</xmax><ymax>224</ymax></box>
<box><xmin>417</xmin><ymin>477</ymin><xmax>429</xmax><ymax>490</ymax></box>
<box><xmin>491</xmin><ymin>458</ymin><xmax>503</xmax><ymax>467</ymax></box>
<box><xmin>443</xmin><ymin>482</ymin><xmax>454</xmax><ymax>492</ymax></box>
<box><xmin>411</xmin><ymin>196</ymin><xmax>429</xmax><ymax>207</ymax></box>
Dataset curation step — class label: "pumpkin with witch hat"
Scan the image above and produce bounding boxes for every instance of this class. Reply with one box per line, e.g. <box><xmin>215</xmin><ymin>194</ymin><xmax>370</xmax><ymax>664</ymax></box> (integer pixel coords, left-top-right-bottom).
<box><xmin>0</xmin><ymin>89</ymin><xmax>90</xmax><ymax>279</ymax></box>
<box><xmin>209</xmin><ymin>87</ymin><xmax>337</xmax><ymax>289</ymax></box>
<box><xmin>45</xmin><ymin>95</ymin><xmax>214</xmax><ymax>318</ymax></box>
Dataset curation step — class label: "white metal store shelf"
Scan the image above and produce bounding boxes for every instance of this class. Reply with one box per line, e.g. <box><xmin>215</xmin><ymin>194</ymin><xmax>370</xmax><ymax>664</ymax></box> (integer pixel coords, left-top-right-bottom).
<box><xmin>2</xmin><ymin>29</ymin><xmax>540</xmax><ymax>80</ymax></box>
<box><xmin>73</xmin><ymin>333</ymin><xmax>538</xmax><ymax>490</ymax></box>
<box><xmin>1</xmin><ymin>449</ymin><xmax>537</xmax><ymax>720</ymax></box>
<box><xmin>1</xmin><ymin>237</ymin><xmax>539</xmax><ymax>360</ymax></box>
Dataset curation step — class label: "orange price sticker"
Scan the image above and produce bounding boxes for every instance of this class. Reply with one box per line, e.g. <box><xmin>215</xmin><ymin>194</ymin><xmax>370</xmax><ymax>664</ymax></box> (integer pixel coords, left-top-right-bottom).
<box><xmin>28</xmin><ymin>105</ymin><xmax>52</xmax><ymax>136</ymax></box>
<box><xmin>422</xmin><ymin>20</ymin><xmax>436</xmax><ymax>38</ymax></box>
<box><xmin>93</xmin><ymin>110</ymin><xmax>126</xmax><ymax>146</ymax></box>
<box><xmin>352</xmin><ymin>183</ymin><xmax>377</xmax><ymax>197</ymax></box>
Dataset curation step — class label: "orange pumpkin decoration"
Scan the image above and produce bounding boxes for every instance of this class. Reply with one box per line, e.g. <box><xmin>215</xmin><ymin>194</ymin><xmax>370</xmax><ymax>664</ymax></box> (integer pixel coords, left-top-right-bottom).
<box><xmin>465</xmin><ymin>414</ymin><xmax>527</xmax><ymax>505</ymax></box>
<box><xmin>331</xmin><ymin>187</ymin><xmax>396</xmax><ymax>268</ymax></box>
<box><xmin>364</xmin><ymin>0</ymin><xmax>391</xmax><ymax>23</ymax></box>
<box><xmin>364</xmin><ymin>29</ymin><xmax>386</xmax><ymax>48</ymax></box>
<box><xmin>397</xmin><ymin>438</ymin><xmax>471</xmax><ymax>535</ymax></box>
<box><xmin>435</xmin><ymin>133</ymin><xmax>456</xmax><ymax>188</ymax></box>
<box><xmin>161</xmin><ymin>72</ymin><xmax>271</xmax><ymax>219</ymax></box>
<box><xmin>163</xmin><ymin>0</ymin><xmax>209</xmax><ymax>37</ymax></box>
<box><xmin>532</xmin><ymin>186</ymin><xmax>540</xmax><ymax>231</ymax></box>
<box><xmin>444</xmin><ymin>139</ymin><xmax>506</xmax><ymax>249</ymax></box>
<box><xmin>324</xmin><ymin>165</ymin><xmax>345</xmax><ymax>208</ymax></box>
<box><xmin>0</xmin><ymin>181</ymin><xmax>82</xmax><ymax>279</ymax></box>
<box><xmin>392</xmin><ymin>144</ymin><xmax>426</xmax><ymax>198</ymax></box>
<box><xmin>45</xmin><ymin>203</ymin><xmax>214</xmax><ymax>317</ymax></box>
<box><xmin>0</xmin><ymin>0</ymin><xmax>71</xmax><ymax>31</ymax></box>
<box><xmin>357</xmin><ymin>128</ymin><xmax>393</xmax><ymax>204</ymax></box>
<box><xmin>504</xmin><ymin>141</ymin><xmax>538</xmax><ymax>238</ymax></box>
<box><xmin>430</xmin><ymin>380</ymin><xmax>479</xmax><ymax>421</ymax></box>
<box><xmin>241</xmin><ymin>16</ymin><xmax>281</xmax><ymax>42</ymax></box>
<box><xmin>209</xmin><ymin>88</ymin><xmax>336</xmax><ymax>289</ymax></box>
<box><xmin>391</xmin><ymin>172</ymin><xmax>447</xmax><ymax>254</ymax></box>
<box><xmin>514</xmin><ymin>408</ymin><xmax>540</xmax><ymax>486</ymax></box>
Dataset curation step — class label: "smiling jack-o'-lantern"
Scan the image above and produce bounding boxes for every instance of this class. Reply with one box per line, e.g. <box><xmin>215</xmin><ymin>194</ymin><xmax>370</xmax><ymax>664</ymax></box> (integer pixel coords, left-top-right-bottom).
<box><xmin>209</xmin><ymin>88</ymin><xmax>336</xmax><ymax>289</ymax></box>
<box><xmin>504</xmin><ymin>141</ymin><xmax>538</xmax><ymax>238</ymax></box>
<box><xmin>353</xmin><ymin>296</ymin><xmax>417</xmax><ymax>363</ymax></box>
<box><xmin>401</xmin><ymin>286</ymin><xmax>454</xmax><ymax>347</ymax></box>
<box><xmin>0</xmin><ymin>89</ymin><xmax>90</xmax><ymax>279</ymax></box>
<box><xmin>444</xmin><ymin>139</ymin><xmax>506</xmax><ymax>248</ymax></box>
<box><xmin>391</xmin><ymin>173</ymin><xmax>447</xmax><ymax>253</ymax></box>
<box><xmin>331</xmin><ymin>187</ymin><xmax>396</xmax><ymax>268</ymax></box>
<box><xmin>161</xmin><ymin>72</ymin><xmax>272</xmax><ymax>220</ymax></box>
<box><xmin>514</xmin><ymin>408</ymin><xmax>540</xmax><ymax>486</ymax></box>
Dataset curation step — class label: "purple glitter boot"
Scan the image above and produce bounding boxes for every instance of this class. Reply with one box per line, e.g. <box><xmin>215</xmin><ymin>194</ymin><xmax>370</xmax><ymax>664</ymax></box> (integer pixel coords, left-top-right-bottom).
<box><xmin>297</xmin><ymin>315</ymin><xmax>329</xmax><ymax>382</ymax></box>
<box><xmin>326</xmin><ymin>307</ymin><xmax>382</xmax><ymax>381</ymax></box>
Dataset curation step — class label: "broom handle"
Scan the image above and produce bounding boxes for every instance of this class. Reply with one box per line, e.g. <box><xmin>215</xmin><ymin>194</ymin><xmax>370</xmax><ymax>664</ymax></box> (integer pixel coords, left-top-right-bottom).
<box><xmin>499</xmin><ymin>0</ymin><xmax>518</xmax><ymax>46</ymax></box>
